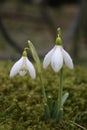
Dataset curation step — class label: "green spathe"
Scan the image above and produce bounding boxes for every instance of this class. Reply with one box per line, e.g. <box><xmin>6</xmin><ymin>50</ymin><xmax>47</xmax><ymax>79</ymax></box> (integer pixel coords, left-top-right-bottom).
<box><xmin>56</xmin><ymin>27</ymin><xmax>62</xmax><ymax>45</ymax></box>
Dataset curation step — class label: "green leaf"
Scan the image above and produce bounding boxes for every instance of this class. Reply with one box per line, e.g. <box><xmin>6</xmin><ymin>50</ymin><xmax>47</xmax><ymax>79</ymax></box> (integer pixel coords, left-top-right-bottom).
<box><xmin>62</xmin><ymin>92</ymin><xmax>69</xmax><ymax>106</ymax></box>
<box><xmin>46</xmin><ymin>96</ymin><xmax>53</xmax><ymax>115</ymax></box>
<box><xmin>57</xmin><ymin>108</ymin><xmax>63</xmax><ymax>121</ymax></box>
<box><xmin>46</xmin><ymin>97</ymin><xmax>59</xmax><ymax>119</ymax></box>
<box><xmin>44</xmin><ymin>103</ymin><xmax>51</xmax><ymax>119</ymax></box>
<box><xmin>52</xmin><ymin>99</ymin><xmax>58</xmax><ymax>119</ymax></box>
<box><xmin>45</xmin><ymin>96</ymin><xmax>59</xmax><ymax>119</ymax></box>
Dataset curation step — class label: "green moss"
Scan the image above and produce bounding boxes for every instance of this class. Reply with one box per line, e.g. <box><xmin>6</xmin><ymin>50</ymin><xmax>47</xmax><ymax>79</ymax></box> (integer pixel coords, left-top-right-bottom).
<box><xmin>0</xmin><ymin>61</ymin><xmax>87</xmax><ymax>130</ymax></box>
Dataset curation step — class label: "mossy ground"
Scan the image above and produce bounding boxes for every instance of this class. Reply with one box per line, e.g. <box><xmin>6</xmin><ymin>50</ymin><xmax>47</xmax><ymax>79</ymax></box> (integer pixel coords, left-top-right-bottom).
<box><xmin>0</xmin><ymin>61</ymin><xmax>87</xmax><ymax>130</ymax></box>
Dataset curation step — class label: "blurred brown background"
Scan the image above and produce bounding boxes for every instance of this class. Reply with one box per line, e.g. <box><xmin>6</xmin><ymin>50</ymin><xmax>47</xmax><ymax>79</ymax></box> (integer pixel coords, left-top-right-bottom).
<box><xmin>0</xmin><ymin>0</ymin><xmax>87</xmax><ymax>66</ymax></box>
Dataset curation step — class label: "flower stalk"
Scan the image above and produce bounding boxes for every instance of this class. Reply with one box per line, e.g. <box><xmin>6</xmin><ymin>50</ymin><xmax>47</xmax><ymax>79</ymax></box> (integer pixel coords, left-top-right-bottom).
<box><xmin>28</xmin><ymin>40</ymin><xmax>47</xmax><ymax>103</ymax></box>
<box><xmin>39</xmin><ymin>73</ymin><xmax>47</xmax><ymax>103</ymax></box>
<box><xmin>43</xmin><ymin>27</ymin><xmax>73</xmax><ymax>120</ymax></box>
<box><xmin>58</xmin><ymin>68</ymin><xmax>63</xmax><ymax>120</ymax></box>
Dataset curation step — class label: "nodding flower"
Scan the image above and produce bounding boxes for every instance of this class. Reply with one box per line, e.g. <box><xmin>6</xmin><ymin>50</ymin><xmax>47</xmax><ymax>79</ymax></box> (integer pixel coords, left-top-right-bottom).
<box><xmin>43</xmin><ymin>35</ymin><xmax>73</xmax><ymax>72</ymax></box>
<box><xmin>10</xmin><ymin>50</ymin><xmax>36</xmax><ymax>79</ymax></box>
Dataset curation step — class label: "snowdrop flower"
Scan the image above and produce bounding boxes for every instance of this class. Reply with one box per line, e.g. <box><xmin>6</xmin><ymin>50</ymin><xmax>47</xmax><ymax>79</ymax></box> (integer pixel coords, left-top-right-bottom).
<box><xmin>10</xmin><ymin>50</ymin><xmax>36</xmax><ymax>79</ymax></box>
<box><xmin>43</xmin><ymin>35</ymin><xmax>74</xmax><ymax>72</ymax></box>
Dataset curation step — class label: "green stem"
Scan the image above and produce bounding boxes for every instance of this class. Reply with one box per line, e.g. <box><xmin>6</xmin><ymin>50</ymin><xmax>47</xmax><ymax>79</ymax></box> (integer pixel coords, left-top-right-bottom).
<box><xmin>58</xmin><ymin>68</ymin><xmax>63</xmax><ymax>112</ymax></box>
<box><xmin>39</xmin><ymin>73</ymin><xmax>47</xmax><ymax>103</ymax></box>
<box><xmin>39</xmin><ymin>72</ymin><xmax>51</xmax><ymax>118</ymax></box>
<box><xmin>28</xmin><ymin>41</ymin><xmax>50</xmax><ymax>117</ymax></box>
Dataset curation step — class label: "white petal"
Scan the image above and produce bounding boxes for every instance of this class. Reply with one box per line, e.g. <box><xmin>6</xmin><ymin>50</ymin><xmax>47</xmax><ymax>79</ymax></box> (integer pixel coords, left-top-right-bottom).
<box><xmin>62</xmin><ymin>48</ymin><xmax>74</xmax><ymax>69</ymax></box>
<box><xmin>51</xmin><ymin>46</ymin><xmax>63</xmax><ymax>72</ymax></box>
<box><xmin>18</xmin><ymin>57</ymin><xmax>27</xmax><ymax>76</ymax></box>
<box><xmin>43</xmin><ymin>47</ymin><xmax>54</xmax><ymax>68</ymax></box>
<box><xmin>10</xmin><ymin>57</ymin><xmax>23</xmax><ymax>77</ymax></box>
<box><xmin>26</xmin><ymin>58</ymin><xmax>36</xmax><ymax>79</ymax></box>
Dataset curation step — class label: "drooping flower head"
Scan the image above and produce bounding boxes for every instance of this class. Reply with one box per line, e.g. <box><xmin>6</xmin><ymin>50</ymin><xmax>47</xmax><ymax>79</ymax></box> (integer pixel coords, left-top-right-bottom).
<box><xmin>10</xmin><ymin>49</ymin><xmax>36</xmax><ymax>79</ymax></box>
<box><xmin>43</xmin><ymin>28</ymin><xmax>74</xmax><ymax>72</ymax></box>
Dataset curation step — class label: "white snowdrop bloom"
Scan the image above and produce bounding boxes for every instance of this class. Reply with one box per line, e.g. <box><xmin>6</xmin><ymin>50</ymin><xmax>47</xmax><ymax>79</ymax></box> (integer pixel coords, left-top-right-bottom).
<box><xmin>10</xmin><ymin>50</ymin><xmax>36</xmax><ymax>79</ymax></box>
<box><xmin>43</xmin><ymin>36</ymin><xmax>73</xmax><ymax>72</ymax></box>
